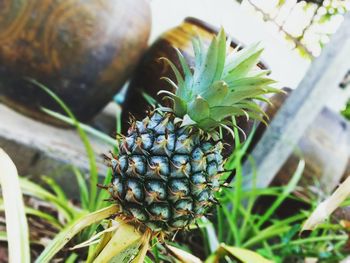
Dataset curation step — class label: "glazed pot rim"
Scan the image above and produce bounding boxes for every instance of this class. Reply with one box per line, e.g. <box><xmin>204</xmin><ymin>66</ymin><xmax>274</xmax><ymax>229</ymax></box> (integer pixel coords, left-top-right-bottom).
<box><xmin>184</xmin><ymin>17</ymin><xmax>241</xmax><ymax>43</ymax></box>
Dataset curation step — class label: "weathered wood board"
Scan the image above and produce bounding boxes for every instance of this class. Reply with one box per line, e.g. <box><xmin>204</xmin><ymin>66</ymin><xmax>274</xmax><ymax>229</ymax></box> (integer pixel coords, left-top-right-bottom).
<box><xmin>242</xmin><ymin>13</ymin><xmax>350</xmax><ymax>190</ymax></box>
<box><xmin>0</xmin><ymin>104</ymin><xmax>112</xmax><ymax>197</ymax></box>
<box><xmin>273</xmin><ymin>107</ymin><xmax>350</xmax><ymax>194</ymax></box>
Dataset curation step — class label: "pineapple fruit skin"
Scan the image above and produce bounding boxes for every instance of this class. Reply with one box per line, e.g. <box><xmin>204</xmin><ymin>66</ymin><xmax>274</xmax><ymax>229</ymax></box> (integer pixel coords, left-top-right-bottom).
<box><xmin>108</xmin><ymin>111</ymin><xmax>224</xmax><ymax>232</ymax></box>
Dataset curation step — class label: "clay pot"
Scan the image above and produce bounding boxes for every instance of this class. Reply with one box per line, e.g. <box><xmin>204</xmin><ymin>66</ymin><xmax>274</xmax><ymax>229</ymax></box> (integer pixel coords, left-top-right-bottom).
<box><xmin>122</xmin><ymin>17</ymin><xmax>267</xmax><ymax>131</ymax></box>
<box><xmin>0</xmin><ymin>0</ymin><xmax>151</xmax><ymax>124</ymax></box>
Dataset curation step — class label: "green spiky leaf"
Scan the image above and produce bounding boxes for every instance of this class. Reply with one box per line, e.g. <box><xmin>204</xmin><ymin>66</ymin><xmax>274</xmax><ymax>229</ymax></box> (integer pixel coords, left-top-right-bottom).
<box><xmin>213</xmin><ymin>28</ymin><xmax>227</xmax><ymax>82</ymax></box>
<box><xmin>210</xmin><ymin>106</ymin><xmax>248</xmax><ymax>121</ymax></box>
<box><xmin>188</xmin><ymin>97</ymin><xmax>210</xmax><ymax>122</ymax></box>
<box><xmin>160</xmin><ymin>58</ymin><xmax>185</xmax><ymax>93</ymax></box>
<box><xmin>157</xmin><ymin>29</ymin><xmax>280</xmax><ymax>132</ymax></box>
<box><xmin>201</xmin><ymin>81</ymin><xmax>229</xmax><ymax>106</ymax></box>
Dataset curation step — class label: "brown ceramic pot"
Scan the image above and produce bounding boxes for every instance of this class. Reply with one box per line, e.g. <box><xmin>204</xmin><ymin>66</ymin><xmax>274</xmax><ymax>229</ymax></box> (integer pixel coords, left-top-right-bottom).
<box><xmin>122</xmin><ymin>17</ymin><xmax>267</xmax><ymax>134</ymax></box>
<box><xmin>0</xmin><ymin>0</ymin><xmax>151</xmax><ymax>124</ymax></box>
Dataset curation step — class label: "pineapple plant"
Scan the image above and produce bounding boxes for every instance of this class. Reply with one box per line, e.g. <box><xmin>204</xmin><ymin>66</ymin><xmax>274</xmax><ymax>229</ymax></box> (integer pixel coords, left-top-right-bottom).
<box><xmin>104</xmin><ymin>28</ymin><xmax>278</xmax><ymax>239</ymax></box>
<box><xmin>1</xmin><ymin>29</ymin><xmax>279</xmax><ymax>263</ymax></box>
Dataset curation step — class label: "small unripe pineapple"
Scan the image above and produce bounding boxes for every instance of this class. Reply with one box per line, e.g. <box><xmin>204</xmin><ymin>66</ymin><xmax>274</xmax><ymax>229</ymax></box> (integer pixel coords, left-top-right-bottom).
<box><xmin>106</xmin><ymin>29</ymin><xmax>278</xmax><ymax>234</ymax></box>
<box><xmin>109</xmin><ymin>111</ymin><xmax>223</xmax><ymax>232</ymax></box>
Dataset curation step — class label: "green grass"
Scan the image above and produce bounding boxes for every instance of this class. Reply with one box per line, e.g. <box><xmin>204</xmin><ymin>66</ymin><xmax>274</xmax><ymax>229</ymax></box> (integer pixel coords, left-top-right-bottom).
<box><xmin>0</xmin><ymin>149</ymin><xmax>30</xmax><ymax>263</ymax></box>
<box><xmin>11</xmin><ymin>80</ymin><xmax>121</xmax><ymax>261</ymax></box>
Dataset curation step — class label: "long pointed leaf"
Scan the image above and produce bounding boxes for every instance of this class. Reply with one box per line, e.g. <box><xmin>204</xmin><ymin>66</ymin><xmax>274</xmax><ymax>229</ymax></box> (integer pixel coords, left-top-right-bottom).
<box><xmin>35</xmin><ymin>204</ymin><xmax>119</xmax><ymax>263</ymax></box>
<box><xmin>93</xmin><ymin>220</ymin><xmax>142</xmax><ymax>263</ymax></box>
<box><xmin>29</xmin><ymin>79</ymin><xmax>98</xmax><ymax>211</ymax></box>
<box><xmin>0</xmin><ymin>149</ymin><xmax>30</xmax><ymax>263</ymax></box>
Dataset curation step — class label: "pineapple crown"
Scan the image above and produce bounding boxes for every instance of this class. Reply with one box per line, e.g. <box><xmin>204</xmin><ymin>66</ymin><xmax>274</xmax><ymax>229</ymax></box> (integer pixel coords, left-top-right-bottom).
<box><xmin>158</xmin><ymin>29</ymin><xmax>280</xmax><ymax>135</ymax></box>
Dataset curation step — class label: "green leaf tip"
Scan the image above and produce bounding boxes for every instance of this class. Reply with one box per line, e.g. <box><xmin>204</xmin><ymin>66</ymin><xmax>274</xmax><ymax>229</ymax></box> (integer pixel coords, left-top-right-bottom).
<box><xmin>157</xmin><ymin>28</ymin><xmax>281</xmax><ymax>132</ymax></box>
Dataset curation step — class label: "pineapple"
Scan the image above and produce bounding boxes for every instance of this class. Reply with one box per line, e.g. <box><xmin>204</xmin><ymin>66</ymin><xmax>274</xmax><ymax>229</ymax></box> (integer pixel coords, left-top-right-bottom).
<box><xmin>106</xmin><ymin>29</ymin><xmax>278</xmax><ymax>235</ymax></box>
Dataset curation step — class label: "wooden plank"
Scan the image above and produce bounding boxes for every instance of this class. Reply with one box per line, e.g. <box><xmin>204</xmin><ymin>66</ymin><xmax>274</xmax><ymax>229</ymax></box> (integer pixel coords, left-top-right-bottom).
<box><xmin>0</xmin><ymin>104</ymin><xmax>112</xmax><ymax>197</ymax></box>
<box><xmin>242</xmin><ymin>13</ymin><xmax>350</xmax><ymax>190</ymax></box>
<box><xmin>273</xmin><ymin>107</ymin><xmax>350</xmax><ymax>194</ymax></box>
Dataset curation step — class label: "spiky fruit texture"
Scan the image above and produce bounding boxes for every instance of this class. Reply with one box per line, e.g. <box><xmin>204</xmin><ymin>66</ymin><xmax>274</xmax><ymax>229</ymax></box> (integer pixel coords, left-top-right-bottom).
<box><xmin>107</xmin><ymin>29</ymin><xmax>279</xmax><ymax>234</ymax></box>
<box><xmin>109</xmin><ymin>111</ymin><xmax>223</xmax><ymax>232</ymax></box>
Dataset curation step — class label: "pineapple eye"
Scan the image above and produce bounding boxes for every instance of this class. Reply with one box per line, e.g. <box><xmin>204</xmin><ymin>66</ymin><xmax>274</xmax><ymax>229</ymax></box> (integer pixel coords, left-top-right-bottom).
<box><xmin>206</xmin><ymin>162</ymin><xmax>218</xmax><ymax>178</ymax></box>
<box><xmin>191</xmin><ymin>147</ymin><xmax>207</xmax><ymax>173</ymax></box>
<box><xmin>196</xmin><ymin>189</ymin><xmax>211</xmax><ymax>203</ymax></box>
<box><xmin>148</xmin><ymin>203</ymin><xmax>171</xmax><ymax>220</ymax></box>
<box><xmin>123</xmin><ymin>134</ymin><xmax>136</xmax><ymax>153</ymax></box>
<box><xmin>125</xmin><ymin>179</ymin><xmax>144</xmax><ymax>203</ymax></box>
<box><xmin>118</xmin><ymin>155</ymin><xmax>128</xmax><ymax>173</ymax></box>
<box><xmin>166</xmin><ymin>133</ymin><xmax>176</xmax><ymax>152</ymax></box>
<box><xmin>145</xmin><ymin>180</ymin><xmax>167</xmax><ymax>200</ymax></box>
<box><xmin>168</xmin><ymin>179</ymin><xmax>190</xmax><ymax>198</ymax></box>
<box><xmin>210</xmin><ymin>178</ymin><xmax>220</xmax><ymax>191</ymax></box>
<box><xmin>145</xmin><ymin>221</ymin><xmax>163</xmax><ymax>232</ymax></box>
<box><xmin>145</xmin><ymin>180</ymin><xmax>167</xmax><ymax>205</ymax></box>
<box><xmin>170</xmin><ymin>217</ymin><xmax>189</xmax><ymax>229</ymax></box>
<box><xmin>151</xmin><ymin>135</ymin><xmax>170</xmax><ymax>155</ymax></box>
<box><xmin>206</xmin><ymin>153</ymin><xmax>216</xmax><ymax>163</ymax></box>
<box><xmin>175</xmin><ymin>134</ymin><xmax>194</xmax><ymax>154</ymax></box>
<box><xmin>128</xmin><ymin>206</ymin><xmax>148</xmax><ymax>222</ymax></box>
<box><xmin>150</xmin><ymin>134</ymin><xmax>176</xmax><ymax>157</ymax></box>
<box><xmin>191</xmin><ymin>147</ymin><xmax>204</xmax><ymax>160</ymax></box>
<box><xmin>135</xmin><ymin>120</ymin><xmax>147</xmax><ymax>133</ymax></box>
<box><xmin>153</xmin><ymin>119</ymin><xmax>169</xmax><ymax>135</ymax></box>
<box><xmin>194</xmin><ymin>203</ymin><xmax>206</xmax><ymax>215</ymax></box>
<box><xmin>174</xmin><ymin>199</ymin><xmax>193</xmax><ymax>213</ymax></box>
<box><xmin>127</xmin><ymin>155</ymin><xmax>146</xmax><ymax>176</ymax></box>
<box><xmin>190</xmin><ymin>172</ymin><xmax>208</xmax><ymax>196</ymax></box>
<box><xmin>170</xmin><ymin>155</ymin><xmax>191</xmax><ymax>178</ymax></box>
<box><xmin>147</xmin><ymin>156</ymin><xmax>170</xmax><ymax>178</ymax></box>
<box><xmin>191</xmin><ymin>172</ymin><xmax>207</xmax><ymax>185</ymax></box>
<box><xmin>147</xmin><ymin>112</ymin><xmax>163</xmax><ymax>129</ymax></box>
<box><xmin>109</xmin><ymin>176</ymin><xmax>124</xmax><ymax>199</ymax></box>
<box><xmin>201</xmin><ymin>142</ymin><xmax>214</xmax><ymax>152</ymax></box>
<box><xmin>140</xmin><ymin>133</ymin><xmax>153</xmax><ymax>150</ymax></box>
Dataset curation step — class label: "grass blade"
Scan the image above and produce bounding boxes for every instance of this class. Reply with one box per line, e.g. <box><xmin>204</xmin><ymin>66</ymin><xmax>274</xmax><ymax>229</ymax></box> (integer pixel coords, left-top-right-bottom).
<box><xmin>96</xmin><ymin>169</ymin><xmax>113</xmax><ymax>210</ymax></box>
<box><xmin>201</xmin><ymin>217</ymin><xmax>220</xmax><ymax>253</ymax></box>
<box><xmin>165</xmin><ymin>244</ymin><xmax>202</xmax><ymax>263</ymax></box>
<box><xmin>71</xmin><ymin>167</ymin><xmax>89</xmax><ymax>210</ymax></box>
<box><xmin>242</xmin><ymin>225</ymin><xmax>291</xmax><ymax>248</ymax></box>
<box><xmin>42</xmin><ymin>108</ymin><xmax>117</xmax><ymax>147</ymax></box>
<box><xmin>220</xmin><ymin>244</ymin><xmax>272</xmax><ymax>263</ymax></box>
<box><xmin>269</xmin><ymin>235</ymin><xmax>348</xmax><ymax>250</ymax></box>
<box><xmin>42</xmin><ymin>176</ymin><xmax>68</xmax><ymax>204</ymax></box>
<box><xmin>0</xmin><ymin>149</ymin><xmax>30</xmax><ymax>263</ymax></box>
<box><xmin>93</xmin><ymin>221</ymin><xmax>142</xmax><ymax>263</ymax></box>
<box><xmin>35</xmin><ymin>204</ymin><xmax>119</xmax><ymax>263</ymax></box>
<box><xmin>29</xmin><ymin>79</ymin><xmax>98</xmax><ymax>211</ymax></box>
<box><xmin>142</xmin><ymin>92</ymin><xmax>158</xmax><ymax>107</ymax></box>
<box><xmin>131</xmin><ymin>231</ymin><xmax>151</xmax><ymax>263</ymax></box>
<box><xmin>256</xmin><ymin>159</ymin><xmax>305</xmax><ymax>228</ymax></box>
<box><xmin>302</xmin><ymin>175</ymin><xmax>350</xmax><ymax>232</ymax></box>
<box><xmin>20</xmin><ymin>178</ymin><xmax>75</xmax><ymax>221</ymax></box>
<box><xmin>65</xmin><ymin>253</ymin><xmax>79</xmax><ymax>263</ymax></box>
<box><xmin>0</xmin><ymin>200</ymin><xmax>62</xmax><ymax>230</ymax></box>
